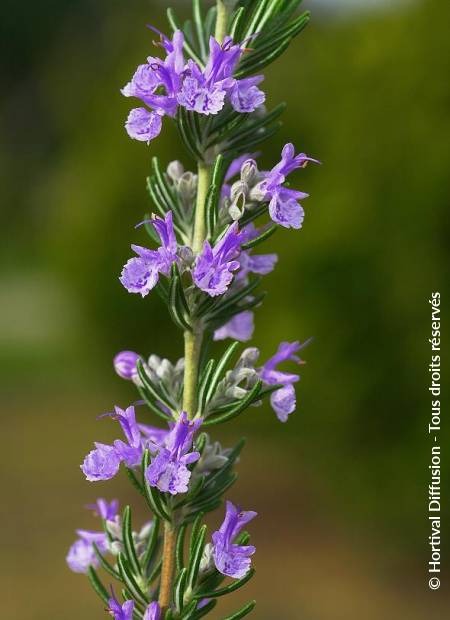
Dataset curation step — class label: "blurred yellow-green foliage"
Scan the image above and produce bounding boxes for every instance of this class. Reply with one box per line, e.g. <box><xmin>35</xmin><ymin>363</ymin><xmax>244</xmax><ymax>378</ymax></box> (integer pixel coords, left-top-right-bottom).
<box><xmin>1</xmin><ymin>0</ymin><xmax>449</xmax><ymax>618</ymax></box>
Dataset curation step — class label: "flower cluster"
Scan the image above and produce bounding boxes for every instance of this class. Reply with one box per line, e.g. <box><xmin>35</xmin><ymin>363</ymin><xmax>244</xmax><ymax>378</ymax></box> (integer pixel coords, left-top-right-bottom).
<box><xmin>120</xmin><ymin>143</ymin><xmax>317</xmax><ymax>302</ymax></box>
<box><xmin>81</xmin><ymin>406</ymin><xmax>168</xmax><ymax>481</ymax></box>
<box><xmin>122</xmin><ymin>29</ymin><xmax>265</xmax><ymax>144</ymax></box>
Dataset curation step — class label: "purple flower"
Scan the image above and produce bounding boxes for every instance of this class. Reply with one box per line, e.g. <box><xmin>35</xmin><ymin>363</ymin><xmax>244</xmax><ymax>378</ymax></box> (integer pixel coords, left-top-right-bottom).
<box><xmin>66</xmin><ymin>537</ymin><xmax>101</xmax><ymax>574</ymax></box>
<box><xmin>107</xmin><ymin>592</ymin><xmax>135</xmax><ymax>620</ymax></box>
<box><xmin>81</xmin><ymin>443</ymin><xmax>121</xmax><ymax>482</ymax></box>
<box><xmin>212</xmin><ymin>501</ymin><xmax>257</xmax><ymax>579</ymax></box>
<box><xmin>66</xmin><ymin>513</ymin><xmax>110</xmax><ymax>574</ymax></box>
<box><xmin>124</xmin><ymin>108</ymin><xmax>163</xmax><ymax>143</ymax></box>
<box><xmin>81</xmin><ymin>405</ymin><xmax>168</xmax><ymax>482</ymax></box>
<box><xmin>178</xmin><ymin>36</ymin><xmax>265</xmax><ymax>116</ymax></box>
<box><xmin>193</xmin><ymin>223</ymin><xmax>243</xmax><ymax>296</ymax></box>
<box><xmin>145</xmin><ymin>411</ymin><xmax>202</xmax><ymax>495</ymax></box>
<box><xmin>113</xmin><ymin>350</ymin><xmax>140</xmax><ymax>380</ymax></box>
<box><xmin>229</xmin><ymin>76</ymin><xmax>266</xmax><ymax>113</ymax></box>
<box><xmin>122</xmin><ymin>30</ymin><xmax>185</xmax><ymax>142</ymax></box>
<box><xmin>120</xmin><ymin>211</ymin><xmax>178</xmax><ymax>297</ymax></box>
<box><xmin>86</xmin><ymin>498</ymin><xmax>119</xmax><ymax>521</ymax></box>
<box><xmin>143</xmin><ymin>602</ymin><xmax>161</xmax><ymax>620</ymax></box>
<box><xmin>258</xmin><ymin>144</ymin><xmax>320</xmax><ymax>229</ymax></box>
<box><xmin>269</xmin><ymin>384</ymin><xmax>296</xmax><ymax>422</ymax></box>
<box><xmin>259</xmin><ymin>341</ymin><xmax>304</xmax><ymax>385</ymax></box>
<box><xmin>111</xmin><ymin>405</ymin><xmax>145</xmax><ymax>468</ymax></box>
<box><xmin>259</xmin><ymin>340</ymin><xmax>310</xmax><ymax>422</ymax></box>
<box><xmin>214</xmin><ymin>311</ymin><xmax>254</xmax><ymax>342</ymax></box>
<box><xmin>178</xmin><ymin>60</ymin><xmax>229</xmax><ymax>115</ymax></box>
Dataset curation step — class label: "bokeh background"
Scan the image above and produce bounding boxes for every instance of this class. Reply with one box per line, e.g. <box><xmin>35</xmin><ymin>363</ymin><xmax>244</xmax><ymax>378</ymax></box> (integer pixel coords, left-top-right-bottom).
<box><xmin>1</xmin><ymin>0</ymin><xmax>449</xmax><ymax>618</ymax></box>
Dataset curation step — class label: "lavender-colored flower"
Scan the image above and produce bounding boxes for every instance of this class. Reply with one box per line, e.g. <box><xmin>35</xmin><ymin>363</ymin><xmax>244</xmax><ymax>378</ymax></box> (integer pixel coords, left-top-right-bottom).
<box><xmin>229</xmin><ymin>76</ymin><xmax>266</xmax><ymax>113</ymax></box>
<box><xmin>259</xmin><ymin>341</ymin><xmax>304</xmax><ymax>385</ymax></box>
<box><xmin>125</xmin><ymin>108</ymin><xmax>163</xmax><ymax>143</ymax></box>
<box><xmin>122</xmin><ymin>30</ymin><xmax>185</xmax><ymax>142</ymax></box>
<box><xmin>143</xmin><ymin>602</ymin><xmax>161</xmax><ymax>620</ymax></box>
<box><xmin>269</xmin><ymin>384</ymin><xmax>296</xmax><ymax>422</ymax></box>
<box><xmin>113</xmin><ymin>350</ymin><xmax>140</xmax><ymax>380</ymax></box>
<box><xmin>66</xmin><ymin>538</ymin><xmax>100</xmax><ymax>573</ymax></box>
<box><xmin>193</xmin><ymin>223</ymin><xmax>242</xmax><ymax>296</ymax></box>
<box><xmin>120</xmin><ymin>211</ymin><xmax>178</xmax><ymax>297</ymax></box>
<box><xmin>86</xmin><ymin>498</ymin><xmax>119</xmax><ymax>521</ymax></box>
<box><xmin>81</xmin><ymin>443</ymin><xmax>121</xmax><ymax>482</ymax></box>
<box><xmin>259</xmin><ymin>340</ymin><xmax>310</xmax><ymax>422</ymax></box>
<box><xmin>212</xmin><ymin>501</ymin><xmax>257</xmax><ymax>579</ymax></box>
<box><xmin>145</xmin><ymin>411</ymin><xmax>201</xmax><ymax>495</ymax></box>
<box><xmin>178</xmin><ymin>59</ymin><xmax>229</xmax><ymax>115</ymax></box>
<box><xmin>66</xmin><ymin>527</ymin><xmax>109</xmax><ymax>574</ymax></box>
<box><xmin>237</xmin><ymin>250</ymin><xmax>278</xmax><ymax>284</ymax></box>
<box><xmin>214</xmin><ymin>311</ymin><xmax>254</xmax><ymax>342</ymax></box>
<box><xmin>178</xmin><ymin>36</ymin><xmax>265</xmax><ymax>116</ymax></box>
<box><xmin>111</xmin><ymin>405</ymin><xmax>145</xmax><ymax>468</ymax></box>
<box><xmin>256</xmin><ymin>143</ymin><xmax>320</xmax><ymax>229</ymax></box>
<box><xmin>108</xmin><ymin>592</ymin><xmax>135</xmax><ymax>620</ymax></box>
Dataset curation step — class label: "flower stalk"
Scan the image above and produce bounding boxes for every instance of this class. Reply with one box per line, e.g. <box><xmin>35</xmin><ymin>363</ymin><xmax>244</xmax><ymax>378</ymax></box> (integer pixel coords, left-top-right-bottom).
<box><xmin>215</xmin><ymin>0</ymin><xmax>229</xmax><ymax>44</ymax></box>
<box><xmin>68</xmin><ymin>2</ymin><xmax>319</xmax><ymax>619</ymax></box>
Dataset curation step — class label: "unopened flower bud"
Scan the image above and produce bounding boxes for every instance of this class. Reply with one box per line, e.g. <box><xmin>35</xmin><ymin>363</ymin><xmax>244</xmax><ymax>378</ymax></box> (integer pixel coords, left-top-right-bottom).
<box><xmin>113</xmin><ymin>350</ymin><xmax>140</xmax><ymax>380</ymax></box>
<box><xmin>240</xmin><ymin>159</ymin><xmax>258</xmax><ymax>185</ymax></box>
<box><xmin>178</xmin><ymin>245</ymin><xmax>194</xmax><ymax>266</ymax></box>
<box><xmin>167</xmin><ymin>160</ymin><xmax>184</xmax><ymax>182</ymax></box>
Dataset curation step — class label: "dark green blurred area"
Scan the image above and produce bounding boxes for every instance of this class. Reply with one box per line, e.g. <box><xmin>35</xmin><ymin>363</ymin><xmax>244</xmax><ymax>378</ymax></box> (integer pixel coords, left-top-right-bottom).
<box><xmin>1</xmin><ymin>0</ymin><xmax>449</xmax><ymax>618</ymax></box>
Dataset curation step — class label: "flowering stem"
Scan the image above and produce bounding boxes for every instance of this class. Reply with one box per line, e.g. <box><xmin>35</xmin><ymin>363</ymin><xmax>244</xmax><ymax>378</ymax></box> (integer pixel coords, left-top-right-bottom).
<box><xmin>158</xmin><ymin>521</ymin><xmax>176</xmax><ymax>611</ymax></box>
<box><xmin>182</xmin><ymin>161</ymin><xmax>210</xmax><ymax>419</ymax></box>
<box><xmin>215</xmin><ymin>0</ymin><xmax>229</xmax><ymax>44</ymax></box>
<box><xmin>192</xmin><ymin>162</ymin><xmax>211</xmax><ymax>254</ymax></box>
<box><xmin>183</xmin><ymin>326</ymin><xmax>204</xmax><ymax>417</ymax></box>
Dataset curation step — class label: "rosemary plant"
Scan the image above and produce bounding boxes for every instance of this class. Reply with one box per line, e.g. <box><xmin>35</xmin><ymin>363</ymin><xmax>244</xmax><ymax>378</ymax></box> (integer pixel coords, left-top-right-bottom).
<box><xmin>66</xmin><ymin>1</ymin><xmax>319</xmax><ymax>618</ymax></box>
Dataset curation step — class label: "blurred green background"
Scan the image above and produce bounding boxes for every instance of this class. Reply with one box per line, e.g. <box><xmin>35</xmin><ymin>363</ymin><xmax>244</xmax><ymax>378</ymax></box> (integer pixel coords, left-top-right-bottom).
<box><xmin>1</xmin><ymin>0</ymin><xmax>449</xmax><ymax>618</ymax></box>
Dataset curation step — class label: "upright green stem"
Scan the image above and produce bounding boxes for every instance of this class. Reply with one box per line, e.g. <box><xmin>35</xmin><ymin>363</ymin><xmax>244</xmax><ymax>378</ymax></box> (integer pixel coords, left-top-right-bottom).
<box><xmin>192</xmin><ymin>162</ymin><xmax>211</xmax><ymax>255</ymax></box>
<box><xmin>215</xmin><ymin>0</ymin><xmax>229</xmax><ymax>44</ymax></box>
<box><xmin>182</xmin><ymin>161</ymin><xmax>210</xmax><ymax>420</ymax></box>
<box><xmin>159</xmin><ymin>3</ymin><xmax>231</xmax><ymax>608</ymax></box>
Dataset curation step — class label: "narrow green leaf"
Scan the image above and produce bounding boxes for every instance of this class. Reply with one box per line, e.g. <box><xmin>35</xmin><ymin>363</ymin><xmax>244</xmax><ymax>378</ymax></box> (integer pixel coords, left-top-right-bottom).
<box><xmin>176</xmin><ymin>523</ymin><xmax>187</xmax><ymax>572</ymax></box>
<box><xmin>167</xmin><ymin>8</ymin><xmax>204</xmax><ymax>66</ymax></box>
<box><xmin>221</xmin><ymin>600</ymin><xmax>256</xmax><ymax>620</ymax></box>
<box><xmin>203</xmin><ymin>380</ymin><xmax>262</xmax><ymax>426</ymax></box>
<box><xmin>93</xmin><ymin>543</ymin><xmax>120</xmax><ymax>579</ymax></box>
<box><xmin>191</xmin><ymin>599</ymin><xmax>217</xmax><ymax>619</ymax></box>
<box><xmin>196</xmin><ymin>568</ymin><xmax>255</xmax><ymax>598</ymax></box>
<box><xmin>117</xmin><ymin>553</ymin><xmax>149</xmax><ymax>605</ymax></box>
<box><xmin>204</xmin><ymin>341</ymin><xmax>240</xmax><ymax>405</ymax></box>
<box><xmin>196</xmin><ymin>359</ymin><xmax>216</xmax><ymax>414</ymax></box>
<box><xmin>148</xmin><ymin>557</ymin><xmax>163</xmax><ymax>583</ymax></box>
<box><xmin>179</xmin><ymin>600</ymin><xmax>198</xmax><ymax>620</ymax></box>
<box><xmin>125</xmin><ymin>467</ymin><xmax>145</xmax><ymax>496</ymax></box>
<box><xmin>142</xmin><ymin>516</ymin><xmax>160</xmax><ymax>572</ymax></box>
<box><xmin>87</xmin><ymin>566</ymin><xmax>109</xmax><ymax>605</ymax></box>
<box><xmin>187</xmin><ymin>524</ymin><xmax>207</xmax><ymax>589</ymax></box>
<box><xmin>241</xmin><ymin>224</ymin><xmax>277</xmax><ymax>250</ymax></box>
<box><xmin>122</xmin><ymin>506</ymin><xmax>142</xmax><ymax>576</ymax></box>
<box><xmin>229</xmin><ymin>6</ymin><xmax>246</xmax><ymax>39</ymax></box>
<box><xmin>137</xmin><ymin>360</ymin><xmax>175</xmax><ymax>415</ymax></box>
<box><xmin>174</xmin><ymin>567</ymin><xmax>188</xmax><ymax>613</ymax></box>
<box><xmin>206</xmin><ymin>278</ymin><xmax>262</xmax><ymax>320</ymax></box>
<box><xmin>243</xmin><ymin>0</ymin><xmax>271</xmax><ymax>39</ymax></box>
<box><xmin>189</xmin><ymin>512</ymin><xmax>205</xmax><ymax>557</ymax></box>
